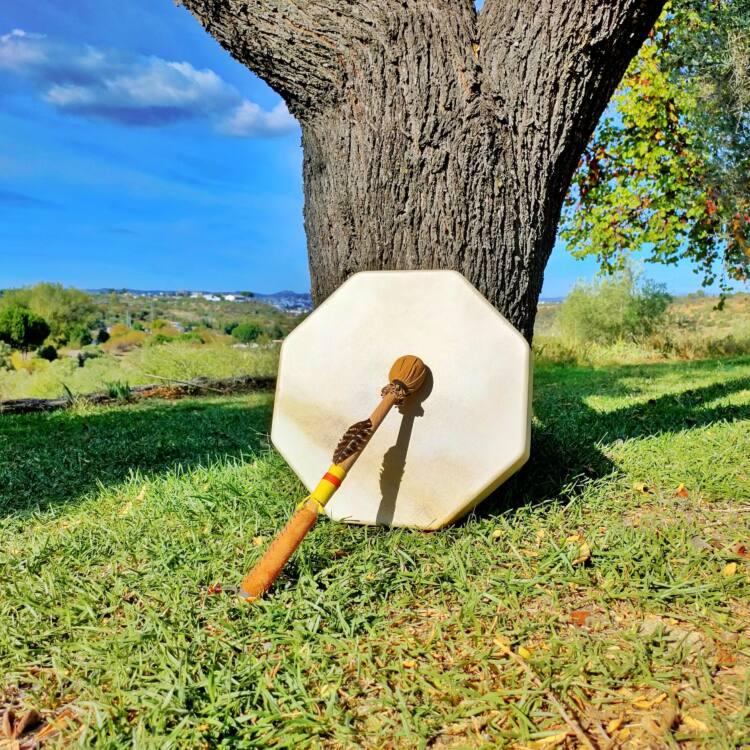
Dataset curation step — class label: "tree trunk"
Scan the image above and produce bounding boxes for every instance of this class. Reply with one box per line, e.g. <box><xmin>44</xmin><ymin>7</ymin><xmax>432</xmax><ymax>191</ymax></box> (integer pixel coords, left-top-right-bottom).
<box><xmin>181</xmin><ymin>0</ymin><xmax>666</xmax><ymax>341</ymax></box>
<box><xmin>302</xmin><ymin>104</ymin><xmax>550</xmax><ymax>340</ymax></box>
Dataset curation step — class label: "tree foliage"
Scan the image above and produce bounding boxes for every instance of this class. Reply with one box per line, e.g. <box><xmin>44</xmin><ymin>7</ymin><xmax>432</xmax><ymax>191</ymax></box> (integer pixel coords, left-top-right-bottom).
<box><xmin>1</xmin><ymin>283</ymin><xmax>101</xmax><ymax>345</ymax></box>
<box><xmin>0</xmin><ymin>305</ymin><xmax>51</xmax><ymax>352</ymax></box>
<box><xmin>562</xmin><ymin>0</ymin><xmax>750</xmax><ymax>290</ymax></box>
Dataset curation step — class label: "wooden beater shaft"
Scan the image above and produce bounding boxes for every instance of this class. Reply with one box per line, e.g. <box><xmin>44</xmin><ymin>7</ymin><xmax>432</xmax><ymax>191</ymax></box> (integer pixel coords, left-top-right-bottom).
<box><xmin>239</xmin><ymin>355</ymin><xmax>427</xmax><ymax>601</ymax></box>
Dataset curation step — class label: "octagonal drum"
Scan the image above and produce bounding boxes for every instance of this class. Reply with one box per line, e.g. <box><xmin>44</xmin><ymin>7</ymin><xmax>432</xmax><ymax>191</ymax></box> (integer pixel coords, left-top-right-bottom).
<box><xmin>271</xmin><ymin>270</ymin><xmax>532</xmax><ymax>529</ymax></box>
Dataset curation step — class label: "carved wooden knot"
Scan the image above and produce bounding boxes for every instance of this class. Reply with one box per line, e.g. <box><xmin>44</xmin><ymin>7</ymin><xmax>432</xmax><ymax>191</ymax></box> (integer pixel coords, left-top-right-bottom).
<box><xmin>380</xmin><ymin>381</ymin><xmax>409</xmax><ymax>405</ymax></box>
<box><xmin>331</xmin><ymin>356</ymin><xmax>427</xmax><ymax>463</ymax></box>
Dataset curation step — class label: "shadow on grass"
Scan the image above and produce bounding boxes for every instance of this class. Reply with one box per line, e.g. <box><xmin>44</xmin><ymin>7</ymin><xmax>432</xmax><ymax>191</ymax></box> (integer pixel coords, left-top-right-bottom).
<box><xmin>481</xmin><ymin>358</ymin><xmax>750</xmax><ymax>516</ymax></box>
<box><xmin>0</xmin><ymin>395</ymin><xmax>273</xmax><ymax>518</ymax></box>
<box><xmin>2</xmin><ymin>357</ymin><xmax>749</xmax><ymax>523</ymax></box>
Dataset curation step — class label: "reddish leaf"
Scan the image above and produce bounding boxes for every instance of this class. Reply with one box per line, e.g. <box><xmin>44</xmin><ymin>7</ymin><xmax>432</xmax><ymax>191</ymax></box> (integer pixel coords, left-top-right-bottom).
<box><xmin>570</xmin><ymin>609</ymin><xmax>592</xmax><ymax>627</ymax></box>
<box><xmin>716</xmin><ymin>645</ymin><xmax>736</xmax><ymax>667</ymax></box>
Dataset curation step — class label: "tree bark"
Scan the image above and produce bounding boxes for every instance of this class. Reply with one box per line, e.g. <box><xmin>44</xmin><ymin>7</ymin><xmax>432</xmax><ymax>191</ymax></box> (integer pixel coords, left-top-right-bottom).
<box><xmin>181</xmin><ymin>0</ymin><xmax>666</xmax><ymax>340</ymax></box>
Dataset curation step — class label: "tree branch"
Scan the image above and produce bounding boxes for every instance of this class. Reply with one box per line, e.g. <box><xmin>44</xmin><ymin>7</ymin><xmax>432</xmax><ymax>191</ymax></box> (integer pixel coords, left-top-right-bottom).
<box><xmin>180</xmin><ymin>0</ymin><xmax>378</xmax><ymax>117</ymax></box>
<box><xmin>181</xmin><ymin>0</ymin><xmax>482</xmax><ymax>120</ymax></box>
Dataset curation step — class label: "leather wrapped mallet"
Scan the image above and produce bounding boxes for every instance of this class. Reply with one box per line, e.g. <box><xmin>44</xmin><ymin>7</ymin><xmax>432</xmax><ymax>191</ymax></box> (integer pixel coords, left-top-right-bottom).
<box><xmin>239</xmin><ymin>354</ymin><xmax>428</xmax><ymax>600</ymax></box>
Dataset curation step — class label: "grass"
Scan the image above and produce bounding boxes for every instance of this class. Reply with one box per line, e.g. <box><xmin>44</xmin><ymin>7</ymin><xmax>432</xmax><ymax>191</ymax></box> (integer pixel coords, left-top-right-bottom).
<box><xmin>1</xmin><ymin>357</ymin><xmax>750</xmax><ymax>747</ymax></box>
<box><xmin>0</xmin><ymin>343</ymin><xmax>279</xmax><ymax>401</ymax></box>
<box><xmin>2</xmin><ymin>293</ymin><xmax>748</xmax><ymax>403</ymax></box>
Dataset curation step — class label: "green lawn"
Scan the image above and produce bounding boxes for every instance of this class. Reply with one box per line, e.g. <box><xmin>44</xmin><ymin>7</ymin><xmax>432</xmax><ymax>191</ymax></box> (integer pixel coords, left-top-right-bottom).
<box><xmin>1</xmin><ymin>358</ymin><xmax>749</xmax><ymax>748</ymax></box>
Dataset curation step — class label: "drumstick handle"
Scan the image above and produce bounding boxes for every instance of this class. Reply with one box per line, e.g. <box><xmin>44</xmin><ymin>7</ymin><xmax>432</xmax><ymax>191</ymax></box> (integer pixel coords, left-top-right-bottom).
<box><xmin>239</xmin><ymin>391</ymin><xmax>397</xmax><ymax>600</ymax></box>
<box><xmin>239</xmin><ymin>497</ymin><xmax>320</xmax><ymax>599</ymax></box>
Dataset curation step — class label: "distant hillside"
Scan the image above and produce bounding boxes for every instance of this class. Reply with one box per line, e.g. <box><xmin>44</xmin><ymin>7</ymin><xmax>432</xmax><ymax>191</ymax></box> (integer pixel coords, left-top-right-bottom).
<box><xmin>87</xmin><ymin>288</ymin><xmax>313</xmax><ymax>313</ymax></box>
<box><xmin>253</xmin><ymin>291</ymin><xmax>312</xmax><ymax>312</ymax></box>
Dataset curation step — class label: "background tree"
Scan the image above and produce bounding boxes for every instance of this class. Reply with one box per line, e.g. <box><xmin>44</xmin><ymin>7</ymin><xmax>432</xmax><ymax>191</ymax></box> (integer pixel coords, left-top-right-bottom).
<box><xmin>0</xmin><ymin>305</ymin><xmax>50</xmax><ymax>353</ymax></box>
<box><xmin>180</xmin><ymin>0</ymin><xmax>666</xmax><ymax>340</ymax></box>
<box><xmin>562</xmin><ymin>0</ymin><xmax>750</xmax><ymax>292</ymax></box>
<box><xmin>1</xmin><ymin>283</ymin><xmax>101</xmax><ymax>345</ymax></box>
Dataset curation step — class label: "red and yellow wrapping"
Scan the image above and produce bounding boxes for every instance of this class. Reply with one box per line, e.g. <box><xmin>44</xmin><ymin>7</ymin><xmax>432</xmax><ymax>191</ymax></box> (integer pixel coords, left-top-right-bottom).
<box><xmin>300</xmin><ymin>464</ymin><xmax>347</xmax><ymax>512</ymax></box>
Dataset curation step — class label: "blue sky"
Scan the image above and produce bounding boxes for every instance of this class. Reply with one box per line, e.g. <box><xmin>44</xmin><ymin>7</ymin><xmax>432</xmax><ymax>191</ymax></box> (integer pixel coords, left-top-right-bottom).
<box><xmin>0</xmin><ymin>1</ymin><xmax>721</xmax><ymax>296</ymax></box>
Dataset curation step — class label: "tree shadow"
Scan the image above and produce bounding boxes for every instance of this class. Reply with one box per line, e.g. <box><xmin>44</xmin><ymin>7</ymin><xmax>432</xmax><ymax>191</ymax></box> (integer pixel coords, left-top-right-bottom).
<box><xmin>2</xmin><ymin>358</ymin><xmax>748</xmax><ymax>526</ymax></box>
<box><xmin>480</xmin><ymin>359</ymin><xmax>750</xmax><ymax>516</ymax></box>
<box><xmin>0</xmin><ymin>396</ymin><xmax>273</xmax><ymax>518</ymax></box>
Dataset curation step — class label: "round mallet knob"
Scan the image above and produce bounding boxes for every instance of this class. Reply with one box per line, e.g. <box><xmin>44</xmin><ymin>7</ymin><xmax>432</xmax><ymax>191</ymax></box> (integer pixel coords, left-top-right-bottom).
<box><xmin>388</xmin><ymin>355</ymin><xmax>427</xmax><ymax>397</ymax></box>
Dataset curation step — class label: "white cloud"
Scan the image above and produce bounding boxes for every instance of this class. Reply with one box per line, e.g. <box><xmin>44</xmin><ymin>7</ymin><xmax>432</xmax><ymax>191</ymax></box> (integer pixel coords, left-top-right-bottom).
<box><xmin>219</xmin><ymin>100</ymin><xmax>297</xmax><ymax>137</ymax></box>
<box><xmin>0</xmin><ymin>29</ymin><xmax>47</xmax><ymax>69</ymax></box>
<box><xmin>0</xmin><ymin>29</ymin><xmax>298</xmax><ymax>137</ymax></box>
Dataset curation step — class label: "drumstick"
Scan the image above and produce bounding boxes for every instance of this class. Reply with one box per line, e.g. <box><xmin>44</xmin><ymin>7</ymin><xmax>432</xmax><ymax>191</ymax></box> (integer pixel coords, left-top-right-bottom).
<box><xmin>239</xmin><ymin>354</ymin><xmax>428</xmax><ymax>600</ymax></box>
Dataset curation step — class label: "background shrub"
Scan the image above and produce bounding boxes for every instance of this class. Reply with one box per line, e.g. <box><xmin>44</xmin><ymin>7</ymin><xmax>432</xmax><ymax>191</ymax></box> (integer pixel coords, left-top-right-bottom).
<box><xmin>36</xmin><ymin>344</ymin><xmax>58</xmax><ymax>362</ymax></box>
<box><xmin>0</xmin><ymin>342</ymin><xmax>12</xmax><ymax>370</ymax></box>
<box><xmin>557</xmin><ymin>269</ymin><xmax>671</xmax><ymax>344</ymax></box>
<box><xmin>67</xmin><ymin>324</ymin><xmax>93</xmax><ymax>348</ymax></box>
<box><xmin>231</xmin><ymin>323</ymin><xmax>263</xmax><ymax>343</ymax></box>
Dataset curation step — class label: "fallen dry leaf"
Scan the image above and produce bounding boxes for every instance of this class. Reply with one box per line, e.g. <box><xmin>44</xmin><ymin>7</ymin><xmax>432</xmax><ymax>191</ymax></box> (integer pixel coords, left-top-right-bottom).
<box><xmin>715</xmin><ymin>645</ymin><xmax>737</xmax><ymax>667</ymax></box>
<box><xmin>402</xmin><ymin>659</ymin><xmax>417</xmax><ymax>669</ymax></box>
<box><xmin>572</xmin><ymin>541</ymin><xmax>591</xmax><ymax>565</ymax></box>
<box><xmin>1</xmin><ymin>708</ymin><xmax>42</xmax><ymax>740</ymax></box>
<box><xmin>606</xmin><ymin>715</ymin><xmax>624</xmax><ymax>733</ymax></box>
<box><xmin>34</xmin><ymin>706</ymin><xmax>77</xmax><ymax>741</ymax></box>
<box><xmin>642</xmin><ymin>716</ymin><xmax>663</xmax><ymax>737</ymax></box>
<box><xmin>493</xmin><ymin>636</ymin><xmax>511</xmax><ymax>656</ymax></box>
<box><xmin>632</xmin><ymin>693</ymin><xmax>667</xmax><ymax>710</ymax></box>
<box><xmin>15</xmin><ymin>710</ymin><xmax>41</xmax><ymax>737</ymax></box>
<box><xmin>517</xmin><ymin>646</ymin><xmax>533</xmax><ymax>659</ymax></box>
<box><xmin>730</xmin><ymin>541</ymin><xmax>749</xmax><ymax>559</ymax></box>
<box><xmin>722</xmin><ymin>562</ymin><xmax>738</xmax><ymax>577</ymax></box>
<box><xmin>2</xmin><ymin>710</ymin><xmax>12</xmax><ymax>739</ymax></box>
<box><xmin>569</xmin><ymin>609</ymin><xmax>592</xmax><ymax>627</ymax></box>
<box><xmin>530</xmin><ymin>731</ymin><xmax>569</xmax><ymax>748</ymax></box>
<box><xmin>690</xmin><ymin>535</ymin><xmax>712</xmax><ymax>552</ymax></box>
<box><xmin>682</xmin><ymin>714</ymin><xmax>709</xmax><ymax>732</ymax></box>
